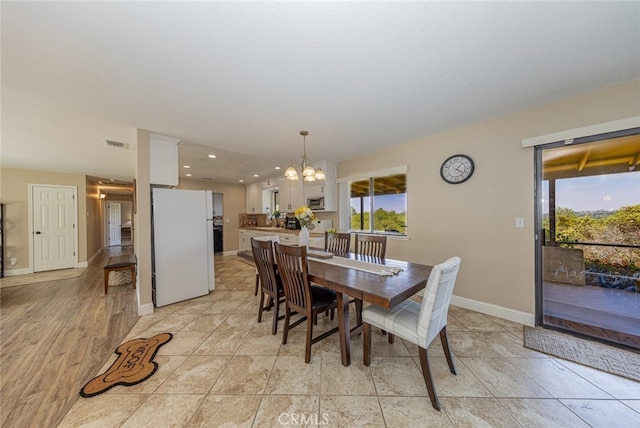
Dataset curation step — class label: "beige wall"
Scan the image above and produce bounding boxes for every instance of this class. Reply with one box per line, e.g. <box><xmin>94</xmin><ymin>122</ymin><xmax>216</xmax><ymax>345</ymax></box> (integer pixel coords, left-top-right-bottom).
<box><xmin>338</xmin><ymin>80</ymin><xmax>640</xmax><ymax>316</ymax></box>
<box><xmin>1</xmin><ymin>168</ymin><xmax>88</xmax><ymax>273</ymax></box>
<box><xmin>177</xmin><ymin>179</ymin><xmax>246</xmax><ymax>252</ymax></box>
<box><xmin>135</xmin><ymin>129</ymin><xmax>153</xmax><ymax>310</ymax></box>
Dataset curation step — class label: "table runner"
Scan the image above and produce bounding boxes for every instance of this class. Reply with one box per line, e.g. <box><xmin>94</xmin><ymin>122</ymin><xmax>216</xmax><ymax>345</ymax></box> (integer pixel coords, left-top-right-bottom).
<box><xmin>310</xmin><ymin>255</ymin><xmax>403</xmax><ymax>276</ymax></box>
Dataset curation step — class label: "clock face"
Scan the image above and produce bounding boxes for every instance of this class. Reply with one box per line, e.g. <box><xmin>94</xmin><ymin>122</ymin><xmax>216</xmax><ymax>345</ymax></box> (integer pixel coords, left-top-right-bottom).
<box><xmin>440</xmin><ymin>154</ymin><xmax>474</xmax><ymax>184</ymax></box>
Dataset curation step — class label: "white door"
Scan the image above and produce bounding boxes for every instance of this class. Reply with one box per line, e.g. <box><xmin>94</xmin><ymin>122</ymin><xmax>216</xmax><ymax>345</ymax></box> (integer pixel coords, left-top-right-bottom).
<box><xmin>32</xmin><ymin>185</ymin><xmax>77</xmax><ymax>272</ymax></box>
<box><xmin>108</xmin><ymin>202</ymin><xmax>122</xmax><ymax>246</ymax></box>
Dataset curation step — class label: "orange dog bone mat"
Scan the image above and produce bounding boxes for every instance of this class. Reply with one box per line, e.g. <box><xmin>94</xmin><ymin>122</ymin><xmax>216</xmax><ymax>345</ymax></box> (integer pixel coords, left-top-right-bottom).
<box><xmin>80</xmin><ymin>333</ymin><xmax>173</xmax><ymax>397</ymax></box>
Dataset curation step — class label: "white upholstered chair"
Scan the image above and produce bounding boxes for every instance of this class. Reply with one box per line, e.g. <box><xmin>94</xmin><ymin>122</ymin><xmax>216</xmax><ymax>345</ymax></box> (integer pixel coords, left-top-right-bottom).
<box><xmin>362</xmin><ymin>256</ymin><xmax>462</xmax><ymax>411</ymax></box>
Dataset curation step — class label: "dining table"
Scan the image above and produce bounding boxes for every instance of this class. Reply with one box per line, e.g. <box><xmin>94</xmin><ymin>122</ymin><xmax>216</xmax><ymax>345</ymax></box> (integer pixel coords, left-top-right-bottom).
<box><xmin>237</xmin><ymin>248</ymin><xmax>434</xmax><ymax>366</ymax></box>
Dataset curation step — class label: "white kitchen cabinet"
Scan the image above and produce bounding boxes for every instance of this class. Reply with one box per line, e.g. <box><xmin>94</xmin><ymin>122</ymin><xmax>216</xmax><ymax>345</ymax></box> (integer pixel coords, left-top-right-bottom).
<box><xmin>304</xmin><ymin>160</ymin><xmax>337</xmax><ymax>211</ymax></box>
<box><xmin>277</xmin><ymin>177</ymin><xmax>304</xmax><ymax>213</ymax></box>
<box><xmin>149</xmin><ymin>133</ymin><xmax>180</xmax><ymax>186</ymax></box>
<box><xmin>262</xmin><ymin>178</ymin><xmax>278</xmax><ymax>189</ymax></box>
<box><xmin>246</xmin><ymin>182</ymin><xmax>264</xmax><ymax>213</ymax></box>
<box><xmin>238</xmin><ymin>230</ymin><xmax>255</xmax><ymax>251</ymax></box>
<box><xmin>238</xmin><ymin>229</ymin><xmax>325</xmax><ymax>251</ymax></box>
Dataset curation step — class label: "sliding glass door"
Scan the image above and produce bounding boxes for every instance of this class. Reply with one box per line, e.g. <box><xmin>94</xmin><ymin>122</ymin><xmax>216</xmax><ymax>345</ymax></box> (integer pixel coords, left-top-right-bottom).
<box><xmin>535</xmin><ymin>130</ymin><xmax>640</xmax><ymax>349</ymax></box>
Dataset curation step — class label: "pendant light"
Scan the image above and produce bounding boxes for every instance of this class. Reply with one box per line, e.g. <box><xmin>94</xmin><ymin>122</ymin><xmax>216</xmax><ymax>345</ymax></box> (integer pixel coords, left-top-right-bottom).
<box><xmin>285</xmin><ymin>131</ymin><xmax>324</xmax><ymax>182</ymax></box>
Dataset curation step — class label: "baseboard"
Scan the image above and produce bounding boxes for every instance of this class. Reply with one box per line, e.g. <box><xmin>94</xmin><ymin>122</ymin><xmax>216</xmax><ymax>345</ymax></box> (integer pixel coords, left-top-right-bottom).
<box><xmin>3</xmin><ymin>268</ymin><xmax>31</xmax><ymax>277</ymax></box>
<box><xmin>223</xmin><ymin>250</ymin><xmax>238</xmax><ymax>256</ymax></box>
<box><xmin>450</xmin><ymin>295</ymin><xmax>535</xmax><ymax>327</ymax></box>
<box><xmin>77</xmin><ymin>261</ymin><xmax>88</xmax><ymax>268</ymax></box>
<box><xmin>87</xmin><ymin>249</ymin><xmax>102</xmax><ymax>265</ymax></box>
<box><xmin>138</xmin><ymin>302</ymin><xmax>154</xmax><ymax>316</ymax></box>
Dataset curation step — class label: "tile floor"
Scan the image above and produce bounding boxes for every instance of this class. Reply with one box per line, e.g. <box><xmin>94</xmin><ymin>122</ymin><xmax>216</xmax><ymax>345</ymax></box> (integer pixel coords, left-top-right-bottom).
<box><xmin>59</xmin><ymin>256</ymin><xmax>640</xmax><ymax>427</ymax></box>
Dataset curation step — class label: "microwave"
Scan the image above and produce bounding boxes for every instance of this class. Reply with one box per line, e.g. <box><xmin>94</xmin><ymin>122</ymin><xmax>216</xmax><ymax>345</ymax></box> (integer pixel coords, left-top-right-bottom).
<box><xmin>307</xmin><ymin>197</ymin><xmax>325</xmax><ymax>210</ymax></box>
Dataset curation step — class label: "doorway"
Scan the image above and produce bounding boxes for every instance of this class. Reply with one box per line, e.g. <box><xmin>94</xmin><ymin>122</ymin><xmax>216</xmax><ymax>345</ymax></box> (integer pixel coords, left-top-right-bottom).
<box><xmin>105</xmin><ymin>200</ymin><xmax>134</xmax><ymax>247</ymax></box>
<box><xmin>108</xmin><ymin>202</ymin><xmax>122</xmax><ymax>246</ymax></box>
<box><xmin>535</xmin><ymin>130</ymin><xmax>640</xmax><ymax>349</ymax></box>
<box><xmin>30</xmin><ymin>184</ymin><xmax>78</xmax><ymax>272</ymax></box>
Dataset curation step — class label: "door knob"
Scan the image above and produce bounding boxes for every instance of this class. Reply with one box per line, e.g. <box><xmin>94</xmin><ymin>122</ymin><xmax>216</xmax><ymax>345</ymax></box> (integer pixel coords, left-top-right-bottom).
<box><xmin>35</xmin><ymin>231</ymin><xmax>41</xmax><ymax>234</ymax></box>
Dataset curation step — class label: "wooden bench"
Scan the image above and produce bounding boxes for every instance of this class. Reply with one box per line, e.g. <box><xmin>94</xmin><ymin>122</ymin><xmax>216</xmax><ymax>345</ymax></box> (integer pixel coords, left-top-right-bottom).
<box><xmin>103</xmin><ymin>255</ymin><xmax>137</xmax><ymax>294</ymax></box>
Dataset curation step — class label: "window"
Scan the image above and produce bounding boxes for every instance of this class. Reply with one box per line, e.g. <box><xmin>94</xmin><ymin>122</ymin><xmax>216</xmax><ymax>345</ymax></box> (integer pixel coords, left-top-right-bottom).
<box><xmin>349</xmin><ymin>172</ymin><xmax>407</xmax><ymax>235</ymax></box>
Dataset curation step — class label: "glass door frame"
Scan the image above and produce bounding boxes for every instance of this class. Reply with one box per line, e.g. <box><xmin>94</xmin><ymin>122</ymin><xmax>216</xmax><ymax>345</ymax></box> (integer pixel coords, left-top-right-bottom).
<box><xmin>534</xmin><ymin>126</ymin><xmax>640</xmax><ymax>330</ymax></box>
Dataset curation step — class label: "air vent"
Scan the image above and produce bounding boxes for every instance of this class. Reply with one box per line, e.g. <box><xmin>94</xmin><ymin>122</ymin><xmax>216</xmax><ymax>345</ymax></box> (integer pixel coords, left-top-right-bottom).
<box><xmin>104</xmin><ymin>140</ymin><xmax>130</xmax><ymax>150</ymax></box>
<box><xmin>202</xmin><ymin>177</ymin><xmax>216</xmax><ymax>181</ymax></box>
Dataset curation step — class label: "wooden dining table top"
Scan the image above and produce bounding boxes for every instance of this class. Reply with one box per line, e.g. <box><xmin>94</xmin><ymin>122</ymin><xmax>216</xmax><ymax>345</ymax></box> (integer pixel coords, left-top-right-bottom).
<box><xmin>238</xmin><ymin>248</ymin><xmax>433</xmax><ymax>366</ymax></box>
<box><xmin>237</xmin><ymin>249</ymin><xmax>433</xmax><ymax>308</ymax></box>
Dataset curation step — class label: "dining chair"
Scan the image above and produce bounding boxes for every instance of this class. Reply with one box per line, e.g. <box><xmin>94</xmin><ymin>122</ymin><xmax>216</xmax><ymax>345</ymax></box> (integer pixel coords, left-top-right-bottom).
<box><xmin>353</xmin><ymin>233</ymin><xmax>388</xmax><ymax>323</ymax></box>
<box><xmin>251</xmin><ymin>238</ymin><xmax>286</xmax><ymax>335</ymax></box>
<box><xmin>251</xmin><ymin>235</ymin><xmax>280</xmax><ymax>296</ymax></box>
<box><xmin>324</xmin><ymin>231</ymin><xmax>351</xmax><ymax>255</ymax></box>
<box><xmin>354</xmin><ymin>233</ymin><xmax>387</xmax><ymax>259</ymax></box>
<box><xmin>274</xmin><ymin>242</ymin><xmax>339</xmax><ymax>363</ymax></box>
<box><xmin>362</xmin><ymin>256</ymin><xmax>462</xmax><ymax>411</ymax></box>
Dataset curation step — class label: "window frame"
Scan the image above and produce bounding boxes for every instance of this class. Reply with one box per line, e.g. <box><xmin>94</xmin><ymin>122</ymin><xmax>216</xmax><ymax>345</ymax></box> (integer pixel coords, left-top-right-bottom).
<box><xmin>341</xmin><ymin>166</ymin><xmax>408</xmax><ymax>237</ymax></box>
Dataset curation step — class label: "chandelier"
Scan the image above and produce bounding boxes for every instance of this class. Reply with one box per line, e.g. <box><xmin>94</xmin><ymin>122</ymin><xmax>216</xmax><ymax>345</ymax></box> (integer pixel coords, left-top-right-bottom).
<box><xmin>284</xmin><ymin>131</ymin><xmax>325</xmax><ymax>182</ymax></box>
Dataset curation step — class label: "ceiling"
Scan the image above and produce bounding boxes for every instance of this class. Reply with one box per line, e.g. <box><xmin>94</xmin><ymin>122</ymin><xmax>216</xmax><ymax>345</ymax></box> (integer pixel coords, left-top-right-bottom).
<box><xmin>2</xmin><ymin>2</ymin><xmax>639</xmax><ymax>189</ymax></box>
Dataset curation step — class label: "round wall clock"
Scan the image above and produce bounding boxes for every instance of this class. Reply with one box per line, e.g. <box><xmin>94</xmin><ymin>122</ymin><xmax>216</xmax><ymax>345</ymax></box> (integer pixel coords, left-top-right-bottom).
<box><xmin>440</xmin><ymin>154</ymin><xmax>475</xmax><ymax>184</ymax></box>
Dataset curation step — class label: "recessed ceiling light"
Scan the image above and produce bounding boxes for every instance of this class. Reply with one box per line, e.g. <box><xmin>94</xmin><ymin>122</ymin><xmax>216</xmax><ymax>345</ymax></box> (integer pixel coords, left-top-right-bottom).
<box><xmin>208</xmin><ymin>154</ymin><xmax>216</xmax><ymax>159</ymax></box>
<box><xmin>239</xmin><ymin>179</ymin><xmax>245</xmax><ymax>183</ymax></box>
<box><xmin>253</xmin><ymin>174</ymin><xmax>259</xmax><ymax>177</ymax></box>
<box><xmin>186</xmin><ymin>173</ymin><xmax>192</xmax><ymax>177</ymax></box>
<box><xmin>274</xmin><ymin>166</ymin><xmax>281</xmax><ymax>170</ymax></box>
<box><xmin>183</xmin><ymin>165</ymin><xmax>191</xmax><ymax>169</ymax></box>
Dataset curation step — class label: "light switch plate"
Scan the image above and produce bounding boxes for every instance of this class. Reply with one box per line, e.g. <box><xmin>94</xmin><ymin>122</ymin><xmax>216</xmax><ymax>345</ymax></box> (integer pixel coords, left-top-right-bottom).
<box><xmin>515</xmin><ymin>217</ymin><xmax>525</xmax><ymax>228</ymax></box>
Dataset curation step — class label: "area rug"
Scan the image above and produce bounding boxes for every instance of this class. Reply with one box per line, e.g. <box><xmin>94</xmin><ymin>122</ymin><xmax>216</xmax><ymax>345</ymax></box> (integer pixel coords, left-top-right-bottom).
<box><xmin>80</xmin><ymin>333</ymin><xmax>173</xmax><ymax>397</ymax></box>
<box><xmin>523</xmin><ymin>326</ymin><xmax>640</xmax><ymax>382</ymax></box>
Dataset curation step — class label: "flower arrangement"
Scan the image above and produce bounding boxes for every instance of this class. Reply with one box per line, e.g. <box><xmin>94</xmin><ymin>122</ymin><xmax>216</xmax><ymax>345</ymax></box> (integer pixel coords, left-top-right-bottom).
<box><xmin>294</xmin><ymin>205</ymin><xmax>317</xmax><ymax>228</ymax></box>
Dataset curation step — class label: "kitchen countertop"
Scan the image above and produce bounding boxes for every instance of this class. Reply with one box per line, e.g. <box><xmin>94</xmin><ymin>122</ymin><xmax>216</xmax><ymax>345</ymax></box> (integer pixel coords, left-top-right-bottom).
<box><xmin>239</xmin><ymin>227</ymin><xmax>325</xmax><ymax>236</ymax></box>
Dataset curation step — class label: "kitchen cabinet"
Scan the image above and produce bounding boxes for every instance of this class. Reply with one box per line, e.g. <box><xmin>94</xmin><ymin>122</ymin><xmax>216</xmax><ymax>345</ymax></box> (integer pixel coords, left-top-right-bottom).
<box><xmin>239</xmin><ymin>230</ymin><xmax>253</xmax><ymax>251</ymax></box>
<box><xmin>238</xmin><ymin>229</ymin><xmax>324</xmax><ymax>251</ymax></box>
<box><xmin>149</xmin><ymin>133</ymin><xmax>180</xmax><ymax>186</ymax></box>
<box><xmin>277</xmin><ymin>177</ymin><xmax>304</xmax><ymax>213</ymax></box>
<box><xmin>262</xmin><ymin>178</ymin><xmax>278</xmax><ymax>189</ymax></box>
<box><xmin>304</xmin><ymin>160</ymin><xmax>337</xmax><ymax>211</ymax></box>
<box><xmin>246</xmin><ymin>182</ymin><xmax>265</xmax><ymax>213</ymax></box>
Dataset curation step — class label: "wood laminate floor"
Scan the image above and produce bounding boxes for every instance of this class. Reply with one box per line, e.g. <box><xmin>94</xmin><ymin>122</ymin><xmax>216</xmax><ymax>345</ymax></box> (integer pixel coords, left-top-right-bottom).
<box><xmin>0</xmin><ymin>246</ymin><xmax>139</xmax><ymax>427</ymax></box>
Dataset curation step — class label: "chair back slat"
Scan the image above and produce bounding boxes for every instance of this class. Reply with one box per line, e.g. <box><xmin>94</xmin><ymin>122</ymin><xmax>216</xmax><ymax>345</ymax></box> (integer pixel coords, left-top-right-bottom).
<box><xmin>324</xmin><ymin>232</ymin><xmax>351</xmax><ymax>255</ymax></box>
<box><xmin>354</xmin><ymin>234</ymin><xmax>387</xmax><ymax>259</ymax></box>
<box><xmin>251</xmin><ymin>238</ymin><xmax>280</xmax><ymax>296</ymax></box>
<box><xmin>274</xmin><ymin>243</ymin><xmax>312</xmax><ymax>312</ymax></box>
<box><xmin>417</xmin><ymin>257</ymin><xmax>461</xmax><ymax>346</ymax></box>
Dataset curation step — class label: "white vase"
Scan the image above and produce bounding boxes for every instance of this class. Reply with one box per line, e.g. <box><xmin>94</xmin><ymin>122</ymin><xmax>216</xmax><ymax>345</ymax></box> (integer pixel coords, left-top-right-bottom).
<box><xmin>299</xmin><ymin>225</ymin><xmax>310</xmax><ymax>248</ymax></box>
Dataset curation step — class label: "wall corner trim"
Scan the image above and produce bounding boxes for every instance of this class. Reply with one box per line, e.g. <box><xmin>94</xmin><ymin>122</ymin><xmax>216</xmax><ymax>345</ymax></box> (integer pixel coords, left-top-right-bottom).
<box><xmin>137</xmin><ymin>302</ymin><xmax>154</xmax><ymax>316</ymax></box>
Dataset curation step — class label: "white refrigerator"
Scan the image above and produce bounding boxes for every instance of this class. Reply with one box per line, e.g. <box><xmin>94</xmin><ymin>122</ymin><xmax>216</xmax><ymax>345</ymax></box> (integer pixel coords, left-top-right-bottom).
<box><xmin>152</xmin><ymin>188</ymin><xmax>215</xmax><ymax>307</ymax></box>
